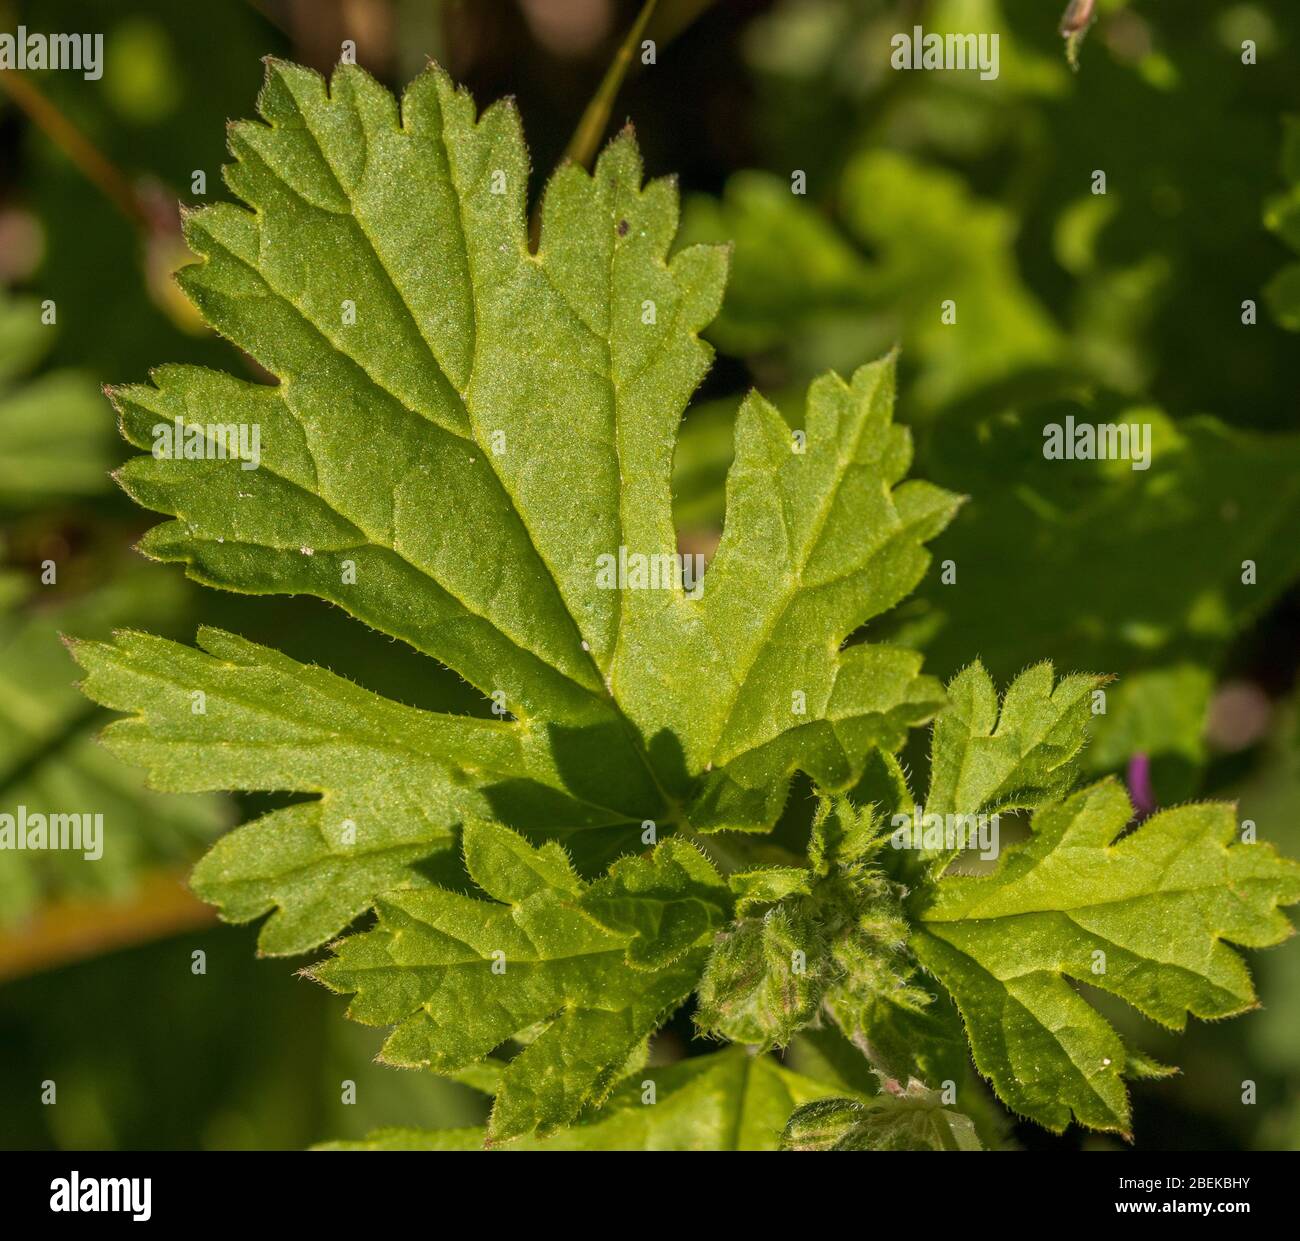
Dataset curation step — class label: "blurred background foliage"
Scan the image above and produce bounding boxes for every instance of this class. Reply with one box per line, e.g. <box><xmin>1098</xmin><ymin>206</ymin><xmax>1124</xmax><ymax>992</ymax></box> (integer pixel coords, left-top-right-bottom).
<box><xmin>0</xmin><ymin>0</ymin><xmax>1298</xmax><ymax>1150</ymax></box>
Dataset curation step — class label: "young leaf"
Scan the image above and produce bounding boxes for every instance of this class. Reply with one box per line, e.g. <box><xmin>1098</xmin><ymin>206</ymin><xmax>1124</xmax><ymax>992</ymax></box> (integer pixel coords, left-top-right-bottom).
<box><xmin>695</xmin><ymin>901</ymin><xmax>828</xmax><ymax>1047</ymax></box>
<box><xmin>311</xmin><ymin>821</ymin><xmax>729</xmax><ymax>1144</ymax></box>
<box><xmin>780</xmin><ymin>1082</ymin><xmax>983</xmax><ymax>1151</ymax></box>
<box><xmin>912</xmin><ymin>776</ymin><xmax>1300</xmax><ymax>1135</ymax></box>
<box><xmin>920</xmin><ymin>660</ymin><xmax>1102</xmax><ymax>875</ymax></box>
<box><xmin>694</xmin><ymin>795</ymin><xmax>956</xmax><ymax>1073</ymax></box>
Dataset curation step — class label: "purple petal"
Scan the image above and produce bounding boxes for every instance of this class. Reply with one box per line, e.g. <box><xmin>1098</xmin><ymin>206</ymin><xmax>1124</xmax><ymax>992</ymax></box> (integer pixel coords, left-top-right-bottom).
<box><xmin>1127</xmin><ymin>752</ymin><xmax>1156</xmax><ymax>818</ymax></box>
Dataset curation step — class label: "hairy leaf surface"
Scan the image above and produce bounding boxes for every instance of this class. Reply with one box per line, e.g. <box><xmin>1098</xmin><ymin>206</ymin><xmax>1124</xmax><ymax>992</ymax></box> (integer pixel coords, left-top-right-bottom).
<box><xmin>311</xmin><ymin>821</ymin><xmax>728</xmax><ymax>1143</ymax></box>
<box><xmin>87</xmin><ymin>59</ymin><xmax>957</xmax><ymax>957</ymax></box>
<box><xmin>909</xmin><ymin>665</ymin><xmax>1300</xmax><ymax>1135</ymax></box>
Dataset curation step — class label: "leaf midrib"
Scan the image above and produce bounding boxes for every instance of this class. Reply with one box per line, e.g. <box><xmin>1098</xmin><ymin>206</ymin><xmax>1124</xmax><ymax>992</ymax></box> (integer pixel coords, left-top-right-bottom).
<box><xmin>287</xmin><ymin>83</ymin><xmax>614</xmax><ymax>698</ymax></box>
<box><xmin>703</xmin><ymin>374</ymin><xmax>885</xmax><ymax>768</ymax></box>
<box><xmin>276</xmin><ymin>78</ymin><xmax>691</xmax><ymax>819</ymax></box>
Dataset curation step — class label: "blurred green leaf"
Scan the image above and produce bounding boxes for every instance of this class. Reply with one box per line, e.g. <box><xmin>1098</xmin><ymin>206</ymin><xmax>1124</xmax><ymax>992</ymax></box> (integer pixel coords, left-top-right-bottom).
<box><xmin>0</xmin><ymin>291</ymin><xmax>113</xmax><ymax>506</ymax></box>
<box><xmin>0</xmin><ymin>568</ymin><xmax>224</xmax><ymax>923</ymax></box>
<box><xmin>319</xmin><ymin>1046</ymin><xmax>847</xmax><ymax>1151</ymax></box>
<box><xmin>905</xmin><ymin>411</ymin><xmax>1300</xmax><ymax>685</ymax></box>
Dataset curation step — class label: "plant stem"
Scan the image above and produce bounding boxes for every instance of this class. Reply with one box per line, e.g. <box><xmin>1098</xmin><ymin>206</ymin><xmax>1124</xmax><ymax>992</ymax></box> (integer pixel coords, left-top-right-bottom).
<box><xmin>0</xmin><ymin>870</ymin><xmax>216</xmax><ymax>983</ymax></box>
<box><xmin>0</xmin><ymin>69</ymin><xmax>150</xmax><ymax>232</ymax></box>
<box><xmin>563</xmin><ymin>0</ymin><xmax>660</xmax><ymax>172</ymax></box>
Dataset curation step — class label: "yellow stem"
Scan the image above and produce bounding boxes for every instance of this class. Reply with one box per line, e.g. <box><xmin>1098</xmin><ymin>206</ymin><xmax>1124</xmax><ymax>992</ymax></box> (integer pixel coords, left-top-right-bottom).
<box><xmin>562</xmin><ymin>0</ymin><xmax>660</xmax><ymax>171</ymax></box>
<box><xmin>0</xmin><ymin>869</ymin><xmax>216</xmax><ymax>983</ymax></box>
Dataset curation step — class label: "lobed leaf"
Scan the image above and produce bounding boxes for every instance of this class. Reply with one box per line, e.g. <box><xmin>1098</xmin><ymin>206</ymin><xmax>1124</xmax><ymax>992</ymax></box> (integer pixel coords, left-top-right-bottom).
<box><xmin>88</xmin><ymin>58</ymin><xmax>957</xmax><ymax>963</ymax></box>
<box><xmin>71</xmin><ymin>625</ymin><xmax>647</xmax><ymax>953</ymax></box>
<box><xmin>913</xmin><ymin>779</ymin><xmax>1300</xmax><ymax>1134</ymax></box>
<box><xmin>311</xmin><ymin>821</ymin><xmax>729</xmax><ymax>1143</ymax></box>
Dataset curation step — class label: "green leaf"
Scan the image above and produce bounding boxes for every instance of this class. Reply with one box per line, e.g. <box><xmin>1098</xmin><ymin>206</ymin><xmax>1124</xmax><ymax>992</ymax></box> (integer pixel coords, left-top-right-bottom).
<box><xmin>894</xmin><ymin>663</ymin><xmax>1300</xmax><ymax>1134</ymax></box>
<box><xmin>681</xmin><ymin>171</ymin><xmax>874</xmax><ymax>359</ymax></box>
<box><xmin>1264</xmin><ymin>263</ymin><xmax>1300</xmax><ymax>331</ymax></box>
<box><xmin>780</xmin><ymin>1082</ymin><xmax>983</xmax><ymax>1151</ymax></box>
<box><xmin>922</xmin><ymin>660</ymin><xmax>1102</xmax><ymax>866</ymax></box>
<box><xmin>684</xmin><ymin>154</ymin><xmax>1066</xmax><ymax>406</ymax></box>
<box><xmin>311</xmin><ymin>820</ymin><xmax>729</xmax><ymax>1143</ymax></box>
<box><xmin>86</xmin><ymin>59</ymin><xmax>958</xmax><ymax>959</ymax></box>
<box><xmin>695</xmin><ymin>795</ymin><xmax>957</xmax><ymax>1072</ymax></box>
<box><xmin>71</xmin><ymin>625</ymin><xmax>645</xmax><ymax>954</ymax></box>
<box><xmin>582</xmin><ymin>835</ymin><xmax>732</xmax><ymax>968</ymax></box>
<box><xmin>908</xmin><ymin>411</ymin><xmax>1300</xmax><ymax>727</ymax></box>
<box><xmin>0</xmin><ymin>374</ymin><xmax>115</xmax><ymax>506</ymax></box>
<box><xmin>1266</xmin><ymin>116</ymin><xmax>1300</xmax><ymax>330</ymax></box>
<box><xmin>0</xmin><ymin>571</ymin><xmax>224</xmax><ymax>922</ymax></box>
<box><xmin>0</xmin><ymin>291</ymin><xmax>115</xmax><ymax>507</ymax></box>
<box><xmin>0</xmin><ymin>291</ymin><xmax>47</xmax><ymax>384</ymax></box>
<box><xmin>838</xmin><ymin>152</ymin><xmax>1066</xmax><ymax>411</ymax></box>
<box><xmin>318</xmin><ymin>1047</ymin><xmax>844</xmax><ymax>1151</ymax></box>
<box><xmin>912</xmin><ymin>777</ymin><xmax>1300</xmax><ymax>1135</ymax></box>
<box><xmin>876</xmin><ymin>658</ymin><xmax>1101</xmax><ymax>893</ymax></box>
<box><xmin>1083</xmin><ymin>664</ymin><xmax>1212</xmax><ymax>774</ymax></box>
